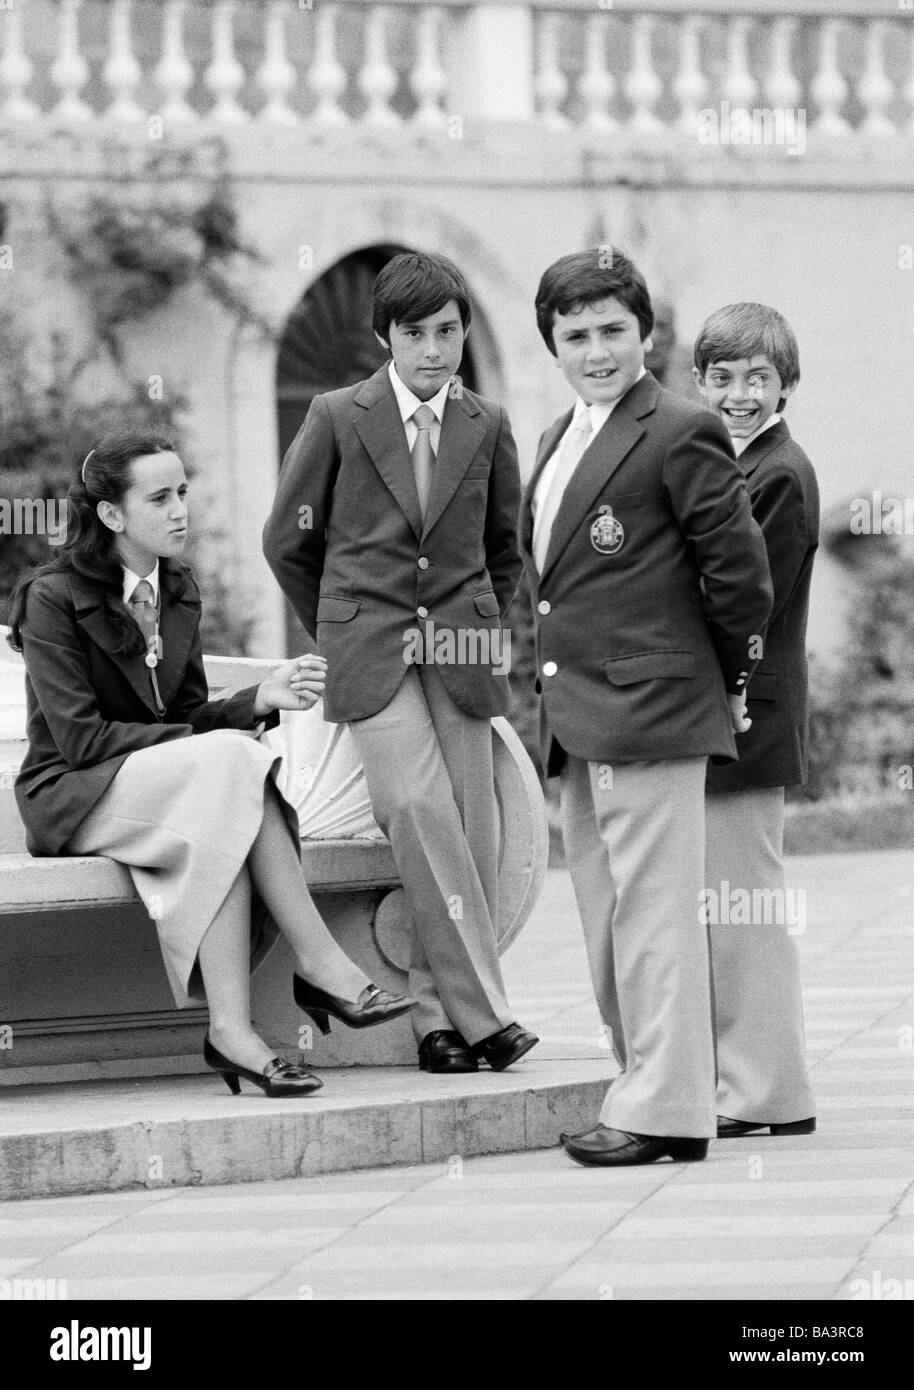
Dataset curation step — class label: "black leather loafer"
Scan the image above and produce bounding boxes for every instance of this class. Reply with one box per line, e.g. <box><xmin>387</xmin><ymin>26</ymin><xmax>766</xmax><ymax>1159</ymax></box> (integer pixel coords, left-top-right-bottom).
<box><xmin>203</xmin><ymin>1036</ymin><xmax>323</xmax><ymax>1098</ymax></box>
<box><xmin>561</xmin><ymin>1124</ymin><xmax>709</xmax><ymax>1166</ymax></box>
<box><xmin>471</xmin><ymin>1023</ymin><xmax>539</xmax><ymax>1072</ymax></box>
<box><xmin>717</xmin><ymin>1115</ymin><xmax>816</xmax><ymax>1138</ymax></box>
<box><xmin>418</xmin><ymin>1030</ymin><xmax>478</xmax><ymax>1073</ymax></box>
<box><xmin>293</xmin><ymin>976</ymin><xmax>416</xmax><ymax>1035</ymax></box>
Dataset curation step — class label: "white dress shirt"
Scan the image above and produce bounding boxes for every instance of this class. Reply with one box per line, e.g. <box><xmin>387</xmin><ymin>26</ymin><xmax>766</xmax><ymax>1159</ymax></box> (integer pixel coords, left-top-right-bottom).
<box><xmin>731</xmin><ymin>412</ymin><xmax>781</xmax><ymax>458</ymax></box>
<box><xmin>533</xmin><ymin>365</ymin><xmax>647</xmax><ymax>525</ymax></box>
<box><xmin>122</xmin><ymin>561</ymin><xmax>160</xmax><ymax>607</ymax></box>
<box><xmin>388</xmin><ymin>360</ymin><xmax>450</xmax><ymax>455</ymax></box>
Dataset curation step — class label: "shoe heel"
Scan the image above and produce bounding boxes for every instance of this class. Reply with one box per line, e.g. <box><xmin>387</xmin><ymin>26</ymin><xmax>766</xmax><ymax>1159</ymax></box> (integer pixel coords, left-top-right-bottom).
<box><xmin>667</xmin><ymin>1138</ymin><xmax>709</xmax><ymax>1162</ymax></box>
<box><xmin>308</xmin><ymin>1009</ymin><xmax>331</xmax><ymax>1037</ymax></box>
<box><xmin>770</xmin><ymin>1118</ymin><xmax>816</xmax><ymax>1135</ymax></box>
<box><xmin>220</xmin><ymin>1071</ymin><xmax>241</xmax><ymax>1096</ymax></box>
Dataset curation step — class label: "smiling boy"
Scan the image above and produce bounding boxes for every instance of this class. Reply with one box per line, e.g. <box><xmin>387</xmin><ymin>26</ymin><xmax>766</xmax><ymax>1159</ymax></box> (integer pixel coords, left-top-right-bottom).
<box><xmin>522</xmin><ymin>249</ymin><xmax>773</xmax><ymax>1166</ymax></box>
<box><xmin>263</xmin><ymin>251</ymin><xmax>537</xmax><ymax>1075</ymax></box>
<box><xmin>693</xmin><ymin>302</ymin><xmax>819</xmax><ymax>1138</ymax></box>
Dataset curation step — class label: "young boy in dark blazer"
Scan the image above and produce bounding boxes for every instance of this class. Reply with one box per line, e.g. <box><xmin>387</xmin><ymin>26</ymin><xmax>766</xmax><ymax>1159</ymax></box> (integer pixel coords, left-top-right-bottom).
<box><xmin>693</xmin><ymin>302</ymin><xmax>819</xmax><ymax>1138</ymax></box>
<box><xmin>521</xmin><ymin>249</ymin><xmax>773</xmax><ymax>1166</ymax></box>
<box><xmin>263</xmin><ymin>252</ymin><xmax>537</xmax><ymax>1073</ymax></box>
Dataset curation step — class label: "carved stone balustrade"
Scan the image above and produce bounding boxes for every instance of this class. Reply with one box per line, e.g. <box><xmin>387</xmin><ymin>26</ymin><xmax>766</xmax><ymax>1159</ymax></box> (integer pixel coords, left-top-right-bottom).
<box><xmin>0</xmin><ymin>0</ymin><xmax>910</xmax><ymax>151</ymax></box>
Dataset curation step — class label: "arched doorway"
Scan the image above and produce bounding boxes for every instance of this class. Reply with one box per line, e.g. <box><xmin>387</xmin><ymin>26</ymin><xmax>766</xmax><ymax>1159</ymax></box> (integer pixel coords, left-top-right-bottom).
<box><xmin>276</xmin><ymin>243</ymin><xmax>481</xmax><ymax>464</ymax></box>
<box><xmin>275</xmin><ymin>244</ymin><xmax>481</xmax><ymax>649</ymax></box>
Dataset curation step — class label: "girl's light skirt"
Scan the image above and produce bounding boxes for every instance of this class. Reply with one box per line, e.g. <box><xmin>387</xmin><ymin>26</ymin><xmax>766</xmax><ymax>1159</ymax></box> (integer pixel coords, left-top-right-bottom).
<box><xmin>67</xmin><ymin>729</ymin><xmax>294</xmax><ymax>1008</ymax></box>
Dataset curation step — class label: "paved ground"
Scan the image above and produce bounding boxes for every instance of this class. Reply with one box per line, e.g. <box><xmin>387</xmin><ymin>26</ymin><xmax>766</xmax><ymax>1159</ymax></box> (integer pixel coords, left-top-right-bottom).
<box><xmin>2</xmin><ymin>850</ymin><xmax>913</xmax><ymax>1301</ymax></box>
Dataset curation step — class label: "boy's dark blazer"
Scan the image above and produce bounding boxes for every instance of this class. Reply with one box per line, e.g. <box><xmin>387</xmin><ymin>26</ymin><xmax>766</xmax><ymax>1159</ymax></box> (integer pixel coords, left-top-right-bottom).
<box><xmin>15</xmin><ymin>565</ymin><xmax>272</xmax><ymax>856</ymax></box>
<box><xmin>263</xmin><ymin>364</ymin><xmax>522</xmax><ymax>724</ymax></box>
<box><xmin>706</xmin><ymin>419</ymin><xmax>819</xmax><ymax>793</ymax></box>
<box><xmin>519</xmin><ymin>371</ymin><xmax>773</xmax><ymax>775</ymax></box>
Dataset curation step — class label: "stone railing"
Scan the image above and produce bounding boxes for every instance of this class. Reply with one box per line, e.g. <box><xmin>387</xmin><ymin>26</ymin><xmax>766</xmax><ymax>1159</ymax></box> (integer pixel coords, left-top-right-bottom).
<box><xmin>0</xmin><ymin>0</ymin><xmax>911</xmax><ymax>143</ymax></box>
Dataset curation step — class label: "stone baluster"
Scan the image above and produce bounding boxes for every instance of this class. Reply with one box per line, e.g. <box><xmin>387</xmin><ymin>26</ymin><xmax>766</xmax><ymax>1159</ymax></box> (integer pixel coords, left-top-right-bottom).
<box><xmin>857</xmin><ymin>21</ymin><xmax>896</xmax><ymax>138</ymax></box>
<box><xmin>204</xmin><ymin>0</ymin><xmax>248</xmax><ymax>124</ymax></box>
<box><xmin>0</xmin><ymin>0</ymin><xmax>38</xmax><ymax>123</ymax></box>
<box><xmin>624</xmin><ymin>14</ymin><xmax>662</xmax><ymax>134</ymax></box>
<box><xmin>811</xmin><ymin>20</ymin><xmax>850</xmax><ymax>138</ymax></box>
<box><xmin>579</xmin><ymin>13</ymin><xmax>616</xmax><ymax>133</ymax></box>
<box><xmin>358</xmin><ymin>6</ymin><xmax>400</xmax><ymax>128</ymax></box>
<box><xmin>535</xmin><ymin>13</ymin><xmax>568</xmax><ymax>130</ymax></box>
<box><xmin>154</xmin><ymin>0</ymin><xmax>196</xmax><ymax>126</ymax></box>
<box><xmin>50</xmin><ymin>0</ymin><xmax>91</xmax><ymax>126</ymax></box>
<box><xmin>764</xmin><ymin>17</ymin><xmax>801</xmax><ymax>115</ymax></box>
<box><xmin>722</xmin><ymin>15</ymin><xmax>757</xmax><ymax>113</ymax></box>
<box><xmin>308</xmin><ymin>4</ymin><xmax>348</xmax><ymax>127</ymax></box>
<box><xmin>410</xmin><ymin>6</ymin><xmax>447</xmax><ymax>130</ymax></box>
<box><xmin>308</xmin><ymin>3</ymin><xmax>347</xmax><ymax>126</ymax></box>
<box><xmin>906</xmin><ymin>26</ymin><xmax>914</xmax><ymax>139</ymax></box>
<box><xmin>257</xmin><ymin>0</ymin><xmax>298</xmax><ymax>124</ymax></box>
<box><xmin>673</xmin><ymin>15</ymin><xmax>707</xmax><ymax>136</ymax></box>
<box><xmin>102</xmin><ymin>0</ymin><xmax>144</xmax><ymax>124</ymax></box>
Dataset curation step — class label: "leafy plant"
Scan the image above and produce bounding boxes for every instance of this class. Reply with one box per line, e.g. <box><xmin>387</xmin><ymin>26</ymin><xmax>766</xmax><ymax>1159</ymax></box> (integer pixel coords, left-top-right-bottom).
<box><xmin>50</xmin><ymin>166</ymin><xmax>271</xmax><ymax>363</ymax></box>
<box><xmin>0</xmin><ymin>312</ymin><xmax>186</xmax><ymax>622</ymax></box>
<box><xmin>1</xmin><ymin>149</ymin><xmax>266</xmax><ymax>657</ymax></box>
<box><xmin>836</xmin><ymin>545</ymin><xmax>914</xmax><ymax>794</ymax></box>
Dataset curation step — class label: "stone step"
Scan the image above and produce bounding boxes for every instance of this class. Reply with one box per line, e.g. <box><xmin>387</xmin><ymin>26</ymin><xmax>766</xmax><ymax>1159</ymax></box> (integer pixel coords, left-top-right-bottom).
<box><xmin>0</xmin><ymin>1059</ymin><xmax>608</xmax><ymax>1200</ymax></box>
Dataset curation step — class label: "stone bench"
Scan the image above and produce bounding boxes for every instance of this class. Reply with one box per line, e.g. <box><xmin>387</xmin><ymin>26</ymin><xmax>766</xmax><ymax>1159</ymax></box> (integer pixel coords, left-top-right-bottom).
<box><xmin>0</xmin><ymin>628</ymin><xmax>547</xmax><ymax>1086</ymax></box>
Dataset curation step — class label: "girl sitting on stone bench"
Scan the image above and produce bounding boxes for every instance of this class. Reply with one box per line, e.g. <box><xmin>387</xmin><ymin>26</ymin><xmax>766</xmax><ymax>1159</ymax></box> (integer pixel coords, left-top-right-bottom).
<box><xmin>7</xmin><ymin>433</ymin><xmax>415</xmax><ymax>1096</ymax></box>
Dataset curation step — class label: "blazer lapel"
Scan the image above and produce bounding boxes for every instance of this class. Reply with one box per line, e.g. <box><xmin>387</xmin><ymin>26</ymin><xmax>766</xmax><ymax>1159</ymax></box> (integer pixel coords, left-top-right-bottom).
<box><xmin>71</xmin><ymin>577</ymin><xmax>164</xmax><ymax>718</ymax></box>
<box><xmin>737</xmin><ymin>418</ymin><xmax>790</xmax><ymax>478</ymax></box>
<box><xmin>520</xmin><ymin>410</ymin><xmax>573</xmax><ymax>556</ymax></box>
<box><xmin>352</xmin><ymin>367</ymin><xmax>423</xmax><ymax>540</ymax></box>
<box><xmin>538</xmin><ymin>374</ymin><xmax>657</xmax><ymax>583</ymax></box>
<box><xmin>155</xmin><ymin>565</ymin><xmax>201</xmax><ymax>710</ymax></box>
<box><xmin>422</xmin><ymin>387</ymin><xmax>486</xmax><ymax>536</ymax></box>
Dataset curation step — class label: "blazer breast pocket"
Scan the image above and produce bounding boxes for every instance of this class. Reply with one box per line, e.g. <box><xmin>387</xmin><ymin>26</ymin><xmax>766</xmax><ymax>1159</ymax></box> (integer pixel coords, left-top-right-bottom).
<box><xmin>472</xmin><ymin>591</ymin><xmax>501</xmax><ymax>618</ymax></box>
<box><xmin>317</xmin><ymin>596</ymin><xmax>361</xmax><ymax>622</ymax></box>
<box><xmin>604</xmin><ymin>650</ymin><xmax>695</xmax><ymax>685</ymax></box>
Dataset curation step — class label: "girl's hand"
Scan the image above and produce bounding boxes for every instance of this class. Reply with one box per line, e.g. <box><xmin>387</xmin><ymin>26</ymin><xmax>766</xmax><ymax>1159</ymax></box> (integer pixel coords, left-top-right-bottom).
<box><xmin>255</xmin><ymin>654</ymin><xmax>327</xmax><ymax>714</ymax></box>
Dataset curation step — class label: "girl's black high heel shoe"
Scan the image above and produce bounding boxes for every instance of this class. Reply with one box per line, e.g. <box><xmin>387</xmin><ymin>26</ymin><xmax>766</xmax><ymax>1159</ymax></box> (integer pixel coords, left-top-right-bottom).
<box><xmin>292</xmin><ymin>977</ymin><xmax>417</xmax><ymax>1035</ymax></box>
<box><xmin>203</xmin><ymin>1035</ymin><xmax>323</xmax><ymax>1097</ymax></box>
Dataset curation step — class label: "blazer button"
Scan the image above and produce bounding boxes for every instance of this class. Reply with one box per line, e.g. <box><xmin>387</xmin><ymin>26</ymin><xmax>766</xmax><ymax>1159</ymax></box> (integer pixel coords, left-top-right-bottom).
<box><xmin>538</xmin><ymin>600</ymin><xmax>551</xmax><ymax>615</ymax></box>
<box><xmin>417</xmin><ymin>606</ymin><xmax>428</xmax><ymax>619</ymax></box>
<box><xmin>417</xmin><ymin>556</ymin><xmax>429</xmax><ymax>570</ymax></box>
<box><xmin>542</xmin><ymin>661</ymin><xmax>558</xmax><ymax>677</ymax></box>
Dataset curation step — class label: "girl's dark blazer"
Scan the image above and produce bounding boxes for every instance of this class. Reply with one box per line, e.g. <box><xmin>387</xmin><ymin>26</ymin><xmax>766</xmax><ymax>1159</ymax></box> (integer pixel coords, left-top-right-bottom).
<box><xmin>15</xmin><ymin>564</ymin><xmax>275</xmax><ymax>856</ymax></box>
<box><xmin>706</xmin><ymin>419</ymin><xmax>819</xmax><ymax>793</ymax></box>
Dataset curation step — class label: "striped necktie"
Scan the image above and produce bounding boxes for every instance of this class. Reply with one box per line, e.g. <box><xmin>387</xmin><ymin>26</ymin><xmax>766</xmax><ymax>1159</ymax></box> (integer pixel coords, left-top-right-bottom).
<box><xmin>130</xmin><ymin>579</ymin><xmax>157</xmax><ymax>649</ymax></box>
<box><xmin>130</xmin><ymin>579</ymin><xmax>164</xmax><ymax>715</ymax></box>
<box><xmin>411</xmin><ymin>403</ymin><xmax>436</xmax><ymax>519</ymax></box>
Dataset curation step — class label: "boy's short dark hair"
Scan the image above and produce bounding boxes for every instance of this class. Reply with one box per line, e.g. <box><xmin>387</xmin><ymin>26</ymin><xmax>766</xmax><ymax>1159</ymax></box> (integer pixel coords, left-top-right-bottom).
<box><xmin>372</xmin><ymin>251</ymin><xmax>472</xmax><ymax>344</ymax></box>
<box><xmin>535</xmin><ymin>248</ymin><xmax>654</xmax><ymax>354</ymax></box>
<box><xmin>693</xmin><ymin>302</ymin><xmax>800</xmax><ymax>391</ymax></box>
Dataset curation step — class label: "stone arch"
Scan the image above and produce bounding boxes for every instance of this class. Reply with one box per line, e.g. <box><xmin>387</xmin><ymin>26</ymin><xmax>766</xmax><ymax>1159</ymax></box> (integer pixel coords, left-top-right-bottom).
<box><xmin>276</xmin><ymin>242</ymin><xmax>490</xmax><ymax>468</ymax></box>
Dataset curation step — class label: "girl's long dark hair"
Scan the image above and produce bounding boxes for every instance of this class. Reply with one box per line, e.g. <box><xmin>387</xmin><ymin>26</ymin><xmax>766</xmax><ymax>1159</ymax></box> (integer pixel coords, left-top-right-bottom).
<box><xmin>7</xmin><ymin>432</ymin><xmax>179</xmax><ymax>653</ymax></box>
